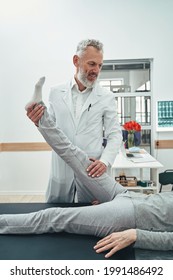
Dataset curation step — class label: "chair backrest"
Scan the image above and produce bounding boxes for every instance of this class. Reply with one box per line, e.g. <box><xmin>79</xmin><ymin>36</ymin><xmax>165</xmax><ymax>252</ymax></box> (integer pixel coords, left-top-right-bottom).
<box><xmin>159</xmin><ymin>169</ymin><xmax>173</xmax><ymax>185</ymax></box>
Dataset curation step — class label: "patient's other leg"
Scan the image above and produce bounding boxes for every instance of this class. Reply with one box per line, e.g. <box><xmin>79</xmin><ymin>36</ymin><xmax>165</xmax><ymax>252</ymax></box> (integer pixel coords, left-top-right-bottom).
<box><xmin>0</xmin><ymin>197</ymin><xmax>135</xmax><ymax>236</ymax></box>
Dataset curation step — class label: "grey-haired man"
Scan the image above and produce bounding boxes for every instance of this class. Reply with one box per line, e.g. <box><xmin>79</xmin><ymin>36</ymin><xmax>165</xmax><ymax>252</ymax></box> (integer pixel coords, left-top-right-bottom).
<box><xmin>26</xmin><ymin>39</ymin><xmax>122</xmax><ymax>203</ymax></box>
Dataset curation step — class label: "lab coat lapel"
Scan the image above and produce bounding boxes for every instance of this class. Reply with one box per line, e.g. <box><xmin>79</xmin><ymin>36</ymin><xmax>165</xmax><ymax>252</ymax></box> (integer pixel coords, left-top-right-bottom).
<box><xmin>61</xmin><ymin>84</ymin><xmax>76</xmax><ymax>127</ymax></box>
<box><xmin>76</xmin><ymin>83</ymin><xmax>101</xmax><ymax>129</ymax></box>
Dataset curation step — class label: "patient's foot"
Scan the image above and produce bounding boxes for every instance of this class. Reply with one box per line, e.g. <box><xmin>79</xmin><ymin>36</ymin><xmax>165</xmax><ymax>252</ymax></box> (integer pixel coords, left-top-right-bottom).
<box><xmin>25</xmin><ymin>77</ymin><xmax>45</xmax><ymax>110</ymax></box>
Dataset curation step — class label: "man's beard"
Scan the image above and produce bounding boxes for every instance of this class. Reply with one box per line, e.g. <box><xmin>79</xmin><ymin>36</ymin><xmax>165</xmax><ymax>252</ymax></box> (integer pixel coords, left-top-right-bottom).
<box><xmin>77</xmin><ymin>68</ymin><xmax>98</xmax><ymax>88</ymax></box>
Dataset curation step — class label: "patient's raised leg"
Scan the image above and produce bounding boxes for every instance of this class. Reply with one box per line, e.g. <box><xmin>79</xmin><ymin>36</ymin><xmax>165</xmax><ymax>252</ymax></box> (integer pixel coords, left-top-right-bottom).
<box><xmin>25</xmin><ymin>77</ymin><xmax>125</xmax><ymax>203</ymax></box>
<box><xmin>38</xmin><ymin>109</ymin><xmax>125</xmax><ymax>203</ymax></box>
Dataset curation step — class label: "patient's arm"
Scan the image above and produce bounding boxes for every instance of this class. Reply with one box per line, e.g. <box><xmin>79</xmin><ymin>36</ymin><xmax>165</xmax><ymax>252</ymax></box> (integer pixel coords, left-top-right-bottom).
<box><xmin>134</xmin><ymin>229</ymin><xmax>173</xmax><ymax>251</ymax></box>
<box><xmin>95</xmin><ymin>228</ymin><xmax>173</xmax><ymax>258</ymax></box>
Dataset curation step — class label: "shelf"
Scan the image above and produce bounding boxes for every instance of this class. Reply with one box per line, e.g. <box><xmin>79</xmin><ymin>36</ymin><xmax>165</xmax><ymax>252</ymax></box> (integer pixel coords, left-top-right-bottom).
<box><xmin>111</xmin><ymin>149</ymin><xmax>163</xmax><ymax>193</ymax></box>
<box><xmin>112</xmin><ymin>149</ymin><xmax>163</xmax><ymax>169</ymax></box>
<box><xmin>124</xmin><ymin>186</ymin><xmax>157</xmax><ymax>191</ymax></box>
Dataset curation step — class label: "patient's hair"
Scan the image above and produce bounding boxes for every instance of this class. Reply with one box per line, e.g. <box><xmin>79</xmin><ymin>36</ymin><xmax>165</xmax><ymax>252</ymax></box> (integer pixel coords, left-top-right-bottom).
<box><xmin>76</xmin><ymin>39</ymin><xmax>104</xmax><ymax>57</ymax></box>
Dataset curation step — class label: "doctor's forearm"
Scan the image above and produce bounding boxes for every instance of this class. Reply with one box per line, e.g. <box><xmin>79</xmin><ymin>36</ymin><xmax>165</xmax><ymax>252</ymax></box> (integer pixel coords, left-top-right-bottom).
<box><xmin>101</xmin><ymin>134</ymin><xmax>122</xmax><ymax>166</ymax></box>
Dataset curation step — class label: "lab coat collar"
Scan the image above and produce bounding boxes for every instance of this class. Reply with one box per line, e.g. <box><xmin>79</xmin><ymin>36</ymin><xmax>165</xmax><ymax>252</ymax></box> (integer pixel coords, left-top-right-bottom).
<box><xmin>61</xmin><ymin>80</ymin><xmax>103</xmax><ymax>128</ymax></box>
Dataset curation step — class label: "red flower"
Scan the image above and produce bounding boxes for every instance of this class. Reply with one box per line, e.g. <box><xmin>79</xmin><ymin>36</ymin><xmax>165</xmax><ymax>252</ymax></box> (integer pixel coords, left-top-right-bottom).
<box><xmin>123</xmin><ymin>120</ymin><xmax>141</xmax><ymax>132</ymax></box>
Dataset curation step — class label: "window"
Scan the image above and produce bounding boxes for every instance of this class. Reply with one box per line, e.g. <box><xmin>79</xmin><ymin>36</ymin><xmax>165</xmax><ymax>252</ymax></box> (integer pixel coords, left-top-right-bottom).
<box><xmin>99</xmin><ymin>59</ymin><xmax>152</xmax><ymax>152</ymax></box>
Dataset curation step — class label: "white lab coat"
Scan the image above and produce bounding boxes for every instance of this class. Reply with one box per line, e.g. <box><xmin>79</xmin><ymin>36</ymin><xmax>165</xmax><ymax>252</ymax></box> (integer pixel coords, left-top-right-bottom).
<box><xmin>44</xmin><ymin>81</ymin><xmax>122</xmax><ymax>202</ymax></box>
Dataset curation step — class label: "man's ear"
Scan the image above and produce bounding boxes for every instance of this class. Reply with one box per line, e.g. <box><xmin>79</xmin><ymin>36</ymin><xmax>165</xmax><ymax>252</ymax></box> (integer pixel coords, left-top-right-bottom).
<box><xmin>73</xmin><ymin>55</ymin><xmax>79</xmax><ymax>67</ymax></box>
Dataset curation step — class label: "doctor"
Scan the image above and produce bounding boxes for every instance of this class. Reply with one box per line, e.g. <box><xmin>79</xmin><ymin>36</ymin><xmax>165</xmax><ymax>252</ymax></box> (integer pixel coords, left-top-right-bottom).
<box><xmin>26</xmin><ymin>39</ymin><xmax>122</xmax><ymax>203</ymax></box>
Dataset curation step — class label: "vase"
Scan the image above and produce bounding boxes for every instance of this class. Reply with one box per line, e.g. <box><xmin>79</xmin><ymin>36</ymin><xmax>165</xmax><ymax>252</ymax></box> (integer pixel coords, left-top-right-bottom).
<box><xmin>128</xmin><ymin>132</ymin><xmax>134</xmax><ymax>148</ymax></box>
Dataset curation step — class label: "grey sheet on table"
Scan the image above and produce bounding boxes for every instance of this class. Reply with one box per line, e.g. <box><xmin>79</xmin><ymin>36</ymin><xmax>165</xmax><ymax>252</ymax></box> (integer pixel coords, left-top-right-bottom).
<box><xmin>135</xmin><ymin>249</ymin><xmax>173</xmax><ymax>260</ymax></box>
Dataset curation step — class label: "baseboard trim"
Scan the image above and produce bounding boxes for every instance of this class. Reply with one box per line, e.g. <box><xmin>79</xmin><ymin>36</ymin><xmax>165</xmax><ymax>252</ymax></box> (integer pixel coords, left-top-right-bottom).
<box><xmin>0</xmin><ymin>191</ymin><xmax>45</xmax><ymax>196</ymax></box>
<box><xmin>0</xmin><ymin>142</ymin><xmax>51</xmax><ymax>152</ymax></box>
<box><xmin>155</xmin><ymin>140</ymin><xmax>173</xmax><ymax>149</ymax></box>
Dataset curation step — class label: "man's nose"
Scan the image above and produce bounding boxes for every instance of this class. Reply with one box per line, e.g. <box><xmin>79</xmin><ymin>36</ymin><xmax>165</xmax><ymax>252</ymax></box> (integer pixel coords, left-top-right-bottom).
<box><xmin>93</xmin><ymin>65</ymin><xmax>101</xmax><ymax>73</ymax></box>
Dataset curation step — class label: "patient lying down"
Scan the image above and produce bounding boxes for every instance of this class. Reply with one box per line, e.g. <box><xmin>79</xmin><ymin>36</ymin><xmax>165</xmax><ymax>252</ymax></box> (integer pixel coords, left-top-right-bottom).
<box><xmin>0</xmin><ymin>78</ymin><xmax>172</xmax><ymax>259</ymax></box>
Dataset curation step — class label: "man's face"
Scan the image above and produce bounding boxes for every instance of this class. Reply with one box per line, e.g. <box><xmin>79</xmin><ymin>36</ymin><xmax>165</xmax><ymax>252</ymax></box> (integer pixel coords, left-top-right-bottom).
<box><xmin>74</xmin><ymin>46</ymin><xmax>103</xmax><ymax>88</ymax></box>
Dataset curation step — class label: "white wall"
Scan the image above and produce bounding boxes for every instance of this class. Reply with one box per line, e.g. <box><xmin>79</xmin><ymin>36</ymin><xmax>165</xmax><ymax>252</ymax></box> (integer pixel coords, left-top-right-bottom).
<box><xmin>1</xmin><ymin>0</ymin><xmax>173</xmax><ymax>195</ymax></box>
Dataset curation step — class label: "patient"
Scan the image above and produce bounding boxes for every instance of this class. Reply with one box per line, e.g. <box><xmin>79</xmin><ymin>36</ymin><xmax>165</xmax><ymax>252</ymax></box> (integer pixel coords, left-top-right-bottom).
<box><xmin>0</xmin><ymin>79</ymin><xmax>172</xmax><ymax>259</ymax></box>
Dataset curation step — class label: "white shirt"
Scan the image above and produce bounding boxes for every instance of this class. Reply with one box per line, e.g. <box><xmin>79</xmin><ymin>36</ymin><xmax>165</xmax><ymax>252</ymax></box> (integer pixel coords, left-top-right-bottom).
<box><xmin>70</xmin><ymin>78</ymin><xmax>108</xmax><ymax>167</ymax></box>
<box><xmin>71</xmin><ymin>78</ymin><xmax>92</xmax><ymax>120</ymax></box>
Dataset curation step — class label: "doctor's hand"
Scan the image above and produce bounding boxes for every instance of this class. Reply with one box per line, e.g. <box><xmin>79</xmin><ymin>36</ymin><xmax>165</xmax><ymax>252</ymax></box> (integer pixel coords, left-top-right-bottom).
<box><xmin>87</xmin><ymin>158</ymin><xmax>107</xmax><ymax>177</ymax></box>
<box><xmin>94</xmin><ymin>229</ymin><xmax>137</xmax><ymax>258</ymax></box>
<box><xmin>26</xmin><ymin>103</ymin><xmax>45</xmax><ymax>126</ymax></box>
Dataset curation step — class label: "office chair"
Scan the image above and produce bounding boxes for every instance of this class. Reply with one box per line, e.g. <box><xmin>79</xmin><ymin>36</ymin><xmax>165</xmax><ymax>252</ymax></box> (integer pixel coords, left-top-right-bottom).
<box><xmin>159</xmin><ymin>169</ymin><xmax>173</xmax><ymax>192</ymax></box>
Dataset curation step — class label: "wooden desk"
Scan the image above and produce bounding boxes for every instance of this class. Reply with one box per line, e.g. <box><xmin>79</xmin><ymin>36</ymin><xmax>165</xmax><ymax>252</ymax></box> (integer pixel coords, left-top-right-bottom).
<box><xmin>111</xmin><ymin>149</ymin><xmax>163</xmax><ymax>192</ymax></box>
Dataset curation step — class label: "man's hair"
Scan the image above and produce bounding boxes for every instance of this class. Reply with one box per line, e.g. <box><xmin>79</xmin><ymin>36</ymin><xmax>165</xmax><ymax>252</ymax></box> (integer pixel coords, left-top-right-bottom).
<box><xmin>76</xmin><ymin>39</ymin><xmax>104</xmax><ymax>57</ymax></box>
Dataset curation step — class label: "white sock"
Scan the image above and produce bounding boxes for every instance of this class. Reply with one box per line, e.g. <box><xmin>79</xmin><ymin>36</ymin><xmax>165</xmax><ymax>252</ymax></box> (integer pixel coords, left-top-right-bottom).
<box><xmin>25</xmin><ymin>77</ymin><xmax>45</xmax><ymax>110</ymax></box>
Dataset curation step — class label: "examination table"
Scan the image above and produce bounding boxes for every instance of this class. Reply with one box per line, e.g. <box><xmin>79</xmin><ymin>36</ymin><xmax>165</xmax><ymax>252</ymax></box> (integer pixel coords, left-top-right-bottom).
<box><xmin>0</xmin><ymin>203</ymin><xmax>172</xmax><ymax>260</ymax></box>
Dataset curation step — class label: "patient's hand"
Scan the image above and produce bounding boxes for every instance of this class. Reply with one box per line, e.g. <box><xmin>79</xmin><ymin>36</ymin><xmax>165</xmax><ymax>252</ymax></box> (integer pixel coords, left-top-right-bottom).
<box><xmin>94</xmin><ymin>229</ymin><xmax>137</xmax><ymax>258</ymax></box>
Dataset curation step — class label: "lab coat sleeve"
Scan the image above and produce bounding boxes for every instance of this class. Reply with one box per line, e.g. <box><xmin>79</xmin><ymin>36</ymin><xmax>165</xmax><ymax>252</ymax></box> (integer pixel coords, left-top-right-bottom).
<box><xmin>100</xmin><ymin>94</ymin><xmax>122</xmax><ymax>166</ymax></box>
<box><xmin>134</xmin><ymin>229</ymin><xmax>173</xmax><ymax>250</ymax></box>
